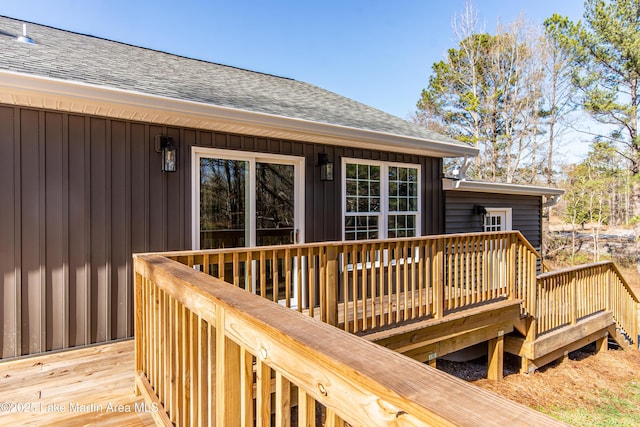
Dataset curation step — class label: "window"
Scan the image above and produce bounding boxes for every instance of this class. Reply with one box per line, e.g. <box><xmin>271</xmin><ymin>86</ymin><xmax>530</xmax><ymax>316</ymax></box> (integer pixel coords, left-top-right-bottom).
<box><xmin>343</xmin><ymin>159</ymin><xmax>420</xmax><ymax>240</ymax></box>
<box><xmin>483</xmin><ymin>208</ymin><xmax>512</xmax><ymax>232</ymax></box>
<box><xmin>387</xmin><ymin>165</ymin><xmax>419</xmax><ymax>238</ymax></box>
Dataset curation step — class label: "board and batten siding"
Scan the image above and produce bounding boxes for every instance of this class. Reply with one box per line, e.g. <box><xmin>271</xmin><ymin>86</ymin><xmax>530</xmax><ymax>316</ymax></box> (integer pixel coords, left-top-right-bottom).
<box><xmin>444</xmin><ymin>191</ymin><xmax>542</xmax><ymax>251</ymax></box>
<box><xmin>0</xmin><ymin>104</ymin><xmax>443</xmax><ymax>359</ymax></box>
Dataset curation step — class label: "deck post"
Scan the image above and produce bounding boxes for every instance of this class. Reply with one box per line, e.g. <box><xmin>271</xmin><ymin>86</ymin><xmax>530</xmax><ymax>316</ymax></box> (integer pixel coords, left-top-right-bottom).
<box><xmin>487</xmin><ymin>334</ymin><xmax>504</xmax><ymax>381</ymax></box>
<box><xmin>570</xmin><ymin>271</ymin><xmax>577</xmax><ymax>325</ymax></box>
<box><xmin>520</xmin><ymin>357</ymin><xmax>534</xmax><ymax>375</ymax></box>
<box><xmin>595</xmin><ymin>334</ymin><xmax>608</xmax><ymax>353</ymax></box>
<box><xmin>559</xmin><ymin>350</ymin><xmax>569</xmax><ymax>364</ymax></box>
<box><xmin>634</xmin><ymin>302</ymin><xmax>639</xmax><ymax>349</ymax></box>
<box><xmin>326</xmin><ymin>246</ymin><xmax>339</xmax><ymax>327</ymax></box>
<box><xmin>133</xmin><ymin>266</ymin><xmax>143</xmax><ymax>396</ymax></box>
<box><xmin>521</xmin><ymin>316</ymin><xmax>537</xmax><ymax>375</ymax></box>
<box><xmin>605</xmin><ymin>266</ymin><xmax>611</xmax><ymax>312</ymax></box>
<box><xmin>508</xmin><ymin>234</ymin><xmax>517</xmax><ymax>300</ymax></box>
<box><xmin>432</xmin><ymin>239</ymin><xmax>445</xmax><ymax>319</ymax></box>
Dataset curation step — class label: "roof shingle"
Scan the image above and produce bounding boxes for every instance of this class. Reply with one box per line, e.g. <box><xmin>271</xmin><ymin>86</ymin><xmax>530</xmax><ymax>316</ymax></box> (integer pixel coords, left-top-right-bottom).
<box><xmin>0</xmin><ymin>15</ymin><xmax>471</xmax><ymax>151</ymax></box>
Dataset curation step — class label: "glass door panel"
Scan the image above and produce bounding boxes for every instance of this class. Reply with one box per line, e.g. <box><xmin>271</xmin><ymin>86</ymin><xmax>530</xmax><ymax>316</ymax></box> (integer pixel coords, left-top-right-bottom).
<box><xmin>256</xmin><ymin>162</ymin><xmax>295</xmax><ymax>246</ymax></box>
<box><xmin>199</xmin><ymin>158</ymin><xmax>248</xmax><ymax>249</ymax></box>
<box><xmin>256</xmin><ymin>162</ymin><xmax>296</xmax><ymax>303</ymax></box>
<box><xmin>195</xmin><ymin>150</ymin><xmax>304</xmax><ymax>308</ymax></box>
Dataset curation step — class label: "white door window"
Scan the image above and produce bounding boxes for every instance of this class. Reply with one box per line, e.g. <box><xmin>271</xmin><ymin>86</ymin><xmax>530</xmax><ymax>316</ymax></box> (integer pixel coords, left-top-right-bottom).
<box><xmin>483</xmin><ymin>208</ymin><xmax>512</xmax><ymax>232</ymax></box>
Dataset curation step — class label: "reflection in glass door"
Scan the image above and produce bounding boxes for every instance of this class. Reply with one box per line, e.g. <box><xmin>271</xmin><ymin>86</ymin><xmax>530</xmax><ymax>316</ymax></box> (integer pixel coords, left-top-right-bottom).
<box><xmin>256</xmin><ymin>162</ymin><xmax>295</xmax><ymax>246</ymax></box>
<box><xmin>199</xmin><ymin>158</ymin><xmax>248</xmax><ymax>249</ymax></box>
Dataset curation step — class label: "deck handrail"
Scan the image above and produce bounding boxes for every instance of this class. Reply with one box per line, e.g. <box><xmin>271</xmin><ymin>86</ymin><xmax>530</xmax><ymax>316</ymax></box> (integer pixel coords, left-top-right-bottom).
<box><xmin>149</xmin><ymin>231</ymin><xmax>539</xmax><ymax>334</ymax></box>
<box><xmin>133</xmin><ymin>253</ymin><xmax>564</xmax><ymax>426</ymax></box>
<box><xmin>534</xmin><ymin>261</ymin><xmax>639</xmax><ymax>344</ymax></box>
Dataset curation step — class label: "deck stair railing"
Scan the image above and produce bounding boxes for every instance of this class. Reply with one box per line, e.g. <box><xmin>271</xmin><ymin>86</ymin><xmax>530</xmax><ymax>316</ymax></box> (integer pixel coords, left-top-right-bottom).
<box><xmin>533</xmin><ymin>261</ymin><xmax>639</xmax><ymax>346</ymax></box>
<box><xmin>163</xmin><ymin>231</ymin><xmax>539</xmax><ymax>334</ymax></box>
<box><xmin>133</xmin><ymin>253</ymin><xmax>564</xmax><ymax>426</ymax></box>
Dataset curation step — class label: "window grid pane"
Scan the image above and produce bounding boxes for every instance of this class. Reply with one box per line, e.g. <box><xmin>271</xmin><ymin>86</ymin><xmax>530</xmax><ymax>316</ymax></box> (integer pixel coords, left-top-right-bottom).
<box><xmin>388</xmin><ymin>214</ymin><xmax>417</xmax><ymax>238</ymax></box>
<box><xmin>345</xmin><ymin>215</ymin><xmax>379</xmax><ymax>240</ymax></box>
<box><xmin>345</xmin><ymin>162</ymin><xmax>419</xmax><ymax>241</ymax></box>
<box><xmin>388</xmin><ymin>166</ymin><xmax>418</xmax><ymax>214</ymax></box>
<box><xmin>346</xmin><ymin>164</ymin><xmax>381</xmax><ymax>213</ymax></box>
<box><xmin>484</xmin><ymin>214</ymin><xmax>503</xmax><ymax>232</ymax></box>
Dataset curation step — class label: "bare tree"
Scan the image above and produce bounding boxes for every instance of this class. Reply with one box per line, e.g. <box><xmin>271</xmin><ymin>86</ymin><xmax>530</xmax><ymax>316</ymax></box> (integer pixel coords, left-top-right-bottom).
<box><xmin>416</xmin><ymin>7</ymin><xmax>550</xmax><ymax>184</ymax></box>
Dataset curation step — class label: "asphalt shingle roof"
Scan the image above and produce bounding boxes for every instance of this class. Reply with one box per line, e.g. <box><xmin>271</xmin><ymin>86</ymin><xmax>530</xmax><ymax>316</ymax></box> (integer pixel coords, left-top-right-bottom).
<box><xmin>0</xmin><ymin>15</ymin><xmax>469</xmax><ymax>149</ymax></box>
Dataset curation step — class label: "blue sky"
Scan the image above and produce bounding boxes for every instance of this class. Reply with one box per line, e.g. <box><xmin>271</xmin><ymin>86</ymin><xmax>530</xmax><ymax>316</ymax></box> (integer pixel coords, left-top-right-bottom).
<box><xmin>1</xmin><ymin>1</ymin><xmax>586</xmax><ymax>120</ymax></box>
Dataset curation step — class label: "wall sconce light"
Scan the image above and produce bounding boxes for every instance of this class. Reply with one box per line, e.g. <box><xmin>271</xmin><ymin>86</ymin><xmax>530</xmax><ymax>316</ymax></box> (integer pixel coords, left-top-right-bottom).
<box><xmin>473</xmin><ymin>205</ymin><xmax>487</xmax><ymax>216</ymax></box>
<box><xmin>318</xmin><ymin>153</ymin><xmax>334</xmax><ymax>181</ymax></box>
<box><xmin>155</xmin><ymin>136</ymin><xmax>177</xmax><ymax>173</ymax></box>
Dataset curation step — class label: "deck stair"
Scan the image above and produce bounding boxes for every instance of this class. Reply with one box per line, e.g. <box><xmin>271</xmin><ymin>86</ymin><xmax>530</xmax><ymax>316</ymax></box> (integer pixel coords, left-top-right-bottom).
<box><xmin>505</xmin><ymin>261</ymin><xmax>639</xmax><ymax>373</ymax></box>
<box><xmin>505</xmin><ymin>311</ymin><xmax>614</xmax><ymax>373</ymax></box>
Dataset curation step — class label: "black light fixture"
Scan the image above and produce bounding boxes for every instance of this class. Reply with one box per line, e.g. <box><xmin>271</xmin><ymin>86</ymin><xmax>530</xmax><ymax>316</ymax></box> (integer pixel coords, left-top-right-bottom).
<box><xmin>318</xmin><ymin>153</ymin><xmax>334</xmax><ymax>181</ymax></box>
<box><xmin>473</xmin><ymin>205</ymin><xmax>487</xmax><ymax>216</ymax></box>
<box><xmin>159</xmin><ymin>136</ymin><xmax>177</xmax><ymax>173</ymax></box>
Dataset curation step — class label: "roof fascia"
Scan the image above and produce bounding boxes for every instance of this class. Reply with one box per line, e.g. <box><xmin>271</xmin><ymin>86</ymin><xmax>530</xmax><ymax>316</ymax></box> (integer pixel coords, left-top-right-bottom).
<box><xmin>443</xmin><ymin>178</ymin><xmax>565</xmax><ymax>196</ymax></box>
<box><xmin>0</xmin><ymin>70</ymin><xmax>478</xmax><ymax>158</ymax></box>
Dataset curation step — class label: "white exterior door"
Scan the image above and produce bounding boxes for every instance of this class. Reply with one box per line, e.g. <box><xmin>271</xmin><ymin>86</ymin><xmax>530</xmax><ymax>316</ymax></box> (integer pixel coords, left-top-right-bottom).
<box><xmin>483</xmin><ymin>208</ymin><xmax>512</xmax><ymax>291</ymax></box>
<box><xmin>483</xmin><ymin>208</ymin><xmax>512</xmax><ymax>232</ymax></box>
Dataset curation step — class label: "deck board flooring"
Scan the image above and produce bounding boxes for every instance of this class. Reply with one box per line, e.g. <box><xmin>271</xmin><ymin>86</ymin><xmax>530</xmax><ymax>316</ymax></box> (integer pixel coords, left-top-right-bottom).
<box><xmin>0</xmin><ymin>339</ymin><xmax>155</xmax><ymax>426</ymax></box>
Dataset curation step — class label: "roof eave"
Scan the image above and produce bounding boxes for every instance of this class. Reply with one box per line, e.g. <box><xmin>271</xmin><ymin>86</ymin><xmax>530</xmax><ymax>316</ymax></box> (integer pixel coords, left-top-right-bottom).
<box><xmin>0</xmin><ymin>70</ymin><xmax>478</xmax><ymax>158</ymax></box>
<box><xmin>443</xmin><ymin>178</ymin><xmax>565</xmax><ymax>197</ymax></box>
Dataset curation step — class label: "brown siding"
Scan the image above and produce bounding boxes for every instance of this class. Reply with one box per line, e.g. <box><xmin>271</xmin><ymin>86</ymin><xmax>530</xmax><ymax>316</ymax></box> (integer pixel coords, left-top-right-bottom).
<box><xmin>444</xmin><ymin>191</ymin><xmax>542</xmax><ymax>251</ymax></box>
<box><xmin>0</xmin><ymin>106</ymin><xmax>18</xmax><ymax>357</ymax></box>
<box><xmin>0</xmin><ymin>104</ymin><xmax>444</xmax><ymax>358</ymax></box>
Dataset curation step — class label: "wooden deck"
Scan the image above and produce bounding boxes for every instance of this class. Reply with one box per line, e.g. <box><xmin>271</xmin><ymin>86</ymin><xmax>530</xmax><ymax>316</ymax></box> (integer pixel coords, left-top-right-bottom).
<box><xmin>0</xmin><ymin>232</ymin><xmax>633</xmax><ymax>426</ymax></box>
<box><xmin>133</xmin><ymin>253</ymin><xmax>567</xmax><ymax>426</ymax></box>
<box><xmin>0</xmin><ymin>339</ymin><xmax>155</xmax><ymax>426</ymax></box>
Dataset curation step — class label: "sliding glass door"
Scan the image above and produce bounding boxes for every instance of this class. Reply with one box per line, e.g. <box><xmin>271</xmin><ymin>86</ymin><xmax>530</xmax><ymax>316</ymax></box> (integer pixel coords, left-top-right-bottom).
<box><xmin>199</xmin><ymin>157</ymin><xmax>249</xmax><ymax>249</ymax></box>
<box><xmin>193</xmin><ymin>148</ymin><xmax>305</xmax><ymax>305</ymax></box>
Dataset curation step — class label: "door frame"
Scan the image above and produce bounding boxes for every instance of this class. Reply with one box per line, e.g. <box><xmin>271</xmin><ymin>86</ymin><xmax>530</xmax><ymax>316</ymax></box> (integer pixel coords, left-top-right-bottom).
<box><xmin>191</xmin><ymin>147</ymin><xmax>305</xmax><ymax>250</ymax></box>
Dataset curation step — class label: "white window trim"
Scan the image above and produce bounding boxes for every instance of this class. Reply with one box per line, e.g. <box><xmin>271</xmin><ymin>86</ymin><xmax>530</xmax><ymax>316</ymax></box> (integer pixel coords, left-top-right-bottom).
<box><xmin>341</xmin><ymin>158</ymin><xmax>421</xmax><ymax>241</ymax></box>
<box><xmin>484</xmin><ymin>207</ymin><xmax>513</xmax><ymax>232</ymax></box>
<box><xmin>191</xmin><ymin>147</ymin><xmax>305</xmax><ymax>250</ymax></box>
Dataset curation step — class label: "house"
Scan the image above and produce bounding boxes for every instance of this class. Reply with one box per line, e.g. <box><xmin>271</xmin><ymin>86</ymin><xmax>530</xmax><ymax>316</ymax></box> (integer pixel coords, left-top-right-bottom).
<box><xmin>0</xmin><ymin>15</ymin><xmax>560</xmax><ymax>359</ymax></box>
<box><xmin>2</xmin><ymin>17</ymin><xmax>637</xmax><ymax>426</ymax></box>
<box><xmin>444</xmin><ymin>178</ymin><xmax>564</xmax><ymax>255</ymax></box>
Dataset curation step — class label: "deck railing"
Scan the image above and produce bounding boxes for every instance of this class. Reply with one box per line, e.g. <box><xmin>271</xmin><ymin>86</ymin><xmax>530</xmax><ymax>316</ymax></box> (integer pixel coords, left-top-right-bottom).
<box><xmin>163</xmin><ymin>231</ymin><xmax>539</xmax><ymax>334</ymax></box>
<box><xmin>133</xmin><ymin>253</ymin><xmax>563</xmax><ymax>426</ymax></box>
<box><xmin>534</xmin><ymin>261</ymin><xmax>639</xmax><ymax>342</ymax></box>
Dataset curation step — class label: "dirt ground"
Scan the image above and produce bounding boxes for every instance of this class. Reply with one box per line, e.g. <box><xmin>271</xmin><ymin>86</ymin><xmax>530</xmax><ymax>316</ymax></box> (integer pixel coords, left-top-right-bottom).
<box><xmin>438</xmin><ymin>343</ymin><xmax>640</xmax><ymax>414</ymax></box>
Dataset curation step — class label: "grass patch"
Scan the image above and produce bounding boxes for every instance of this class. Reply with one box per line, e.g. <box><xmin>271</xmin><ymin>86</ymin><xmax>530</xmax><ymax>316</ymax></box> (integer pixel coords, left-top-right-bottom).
<box><xmin>541</xmin><ymin>381</ymin><xmax>640</xmax><ymax>426</ymax></box>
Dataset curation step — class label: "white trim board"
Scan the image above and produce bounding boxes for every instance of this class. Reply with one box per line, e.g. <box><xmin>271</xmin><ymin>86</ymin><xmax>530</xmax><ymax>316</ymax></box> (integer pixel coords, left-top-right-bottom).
<box><xmin>443</xmin><ymin>178</ymin><xmax>564</xmax><ymax>197</ymax></box>
<box><xmin>0</xmin><ymin>70</ymin><xmax>479</xmax><ymax>159</ymax></box>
